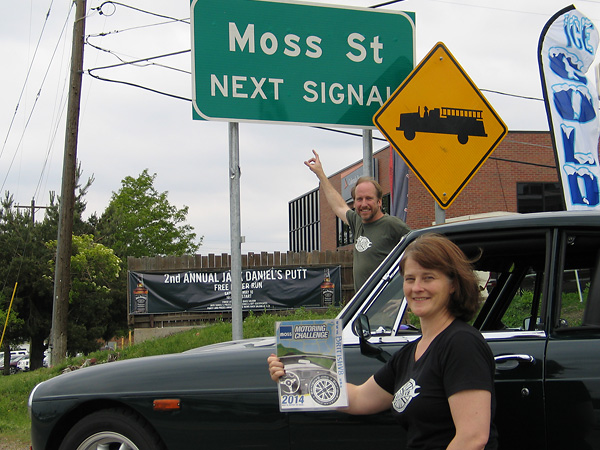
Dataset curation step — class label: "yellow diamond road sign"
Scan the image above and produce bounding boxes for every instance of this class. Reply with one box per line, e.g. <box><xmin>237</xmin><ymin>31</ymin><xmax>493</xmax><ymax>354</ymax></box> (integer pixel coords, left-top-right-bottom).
<box><xmin>374</xmin><ymin>42</ymin><xmax>507</xmax><ymax>209</ymax></box>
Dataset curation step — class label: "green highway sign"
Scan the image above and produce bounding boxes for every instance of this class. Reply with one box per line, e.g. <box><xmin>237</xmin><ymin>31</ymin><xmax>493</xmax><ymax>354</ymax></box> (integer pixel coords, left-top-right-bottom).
<box><xmin>191</xmin><ymin>0</ymin><xmax>415</xmax><ymax>128</ymax></box>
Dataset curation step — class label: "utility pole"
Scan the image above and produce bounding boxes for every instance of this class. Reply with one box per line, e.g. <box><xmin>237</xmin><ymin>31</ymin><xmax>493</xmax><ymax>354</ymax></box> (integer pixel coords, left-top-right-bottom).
<box><xmin>51</xmin><ymin>0</ymin><xmax>87</xmax><ymax>366</ymax></box>
<box><xmin>15</xmin><ymin>198</ymin><xmax>50</xmax><ymax>225</ymax></box>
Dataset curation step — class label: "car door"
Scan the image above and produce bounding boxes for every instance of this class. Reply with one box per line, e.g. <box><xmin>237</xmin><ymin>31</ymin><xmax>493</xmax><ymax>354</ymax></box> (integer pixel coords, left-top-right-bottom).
<box><xmin>544</xmin><ymin>230</ymin><xmax>600</xmax><ymax>450</ymax></box>
<box><xmin>467</xmin><ymin>229</ymin><xmax>550</xmax><ymax>450</ymax></box>
<box><xmin>289</xmin><ymin>227</ymin><xmax>552</xmax><ymax>450</ymax></box>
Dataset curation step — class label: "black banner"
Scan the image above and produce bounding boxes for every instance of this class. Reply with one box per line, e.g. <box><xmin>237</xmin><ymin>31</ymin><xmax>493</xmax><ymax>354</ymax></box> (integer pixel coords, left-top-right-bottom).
<box><xmin>129</xmin><ymin>266</ymin><xmax>341</xmax><ymax>314</ymax></box>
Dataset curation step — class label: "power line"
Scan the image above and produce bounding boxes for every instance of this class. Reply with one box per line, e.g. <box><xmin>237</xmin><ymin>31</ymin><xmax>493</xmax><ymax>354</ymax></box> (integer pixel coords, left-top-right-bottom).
<box><xmin>82</xmin><ymin>0</ymin><xmax>552</xmax><ymax>108</ymax></box>
<box><xmin>83</xmin><ymin>2</ymin><xmax>563</xmax><ymax>172</ymax></box>
<box><xmin>0</xmin><ymin>5</ymin><xmax>75</xmax><ymax>196</ymax></box>
<box><xmin>313</xmin><ymin>126</ymin><xmax>557</xmax><ymax>169</ymax></box>
<box><xmin>481</xmin><ymin>89</ymin><xmax>543</xmax><ymax>102</ymax></box>
<box><xmin>0</xmin><ymin>1</ymin><xmax>73</xmax><ymax>162</ymax></box>
<box><xmin>94</xmin><ymin>1</ymin><xmax>189</xmax><ymax>24</ymax></box>
<box><xmin>87</xmin><ymin>50</ymin><xmax>192</xmax><ymax>102</ymax></box>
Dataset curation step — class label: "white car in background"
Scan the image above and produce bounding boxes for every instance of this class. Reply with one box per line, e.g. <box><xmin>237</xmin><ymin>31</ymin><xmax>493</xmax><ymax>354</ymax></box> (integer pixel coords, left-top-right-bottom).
<box><xmin>17</xmin><ymin>356</ymin><xmax>30</xmax><ymax>372</ymax></box>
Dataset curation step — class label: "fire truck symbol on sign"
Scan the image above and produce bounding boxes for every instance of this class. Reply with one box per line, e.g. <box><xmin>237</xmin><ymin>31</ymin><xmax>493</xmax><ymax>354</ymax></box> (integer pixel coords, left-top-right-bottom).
<box><xmin>398</xmin><ymin>106</ymin><xmax>487</xmax><ymax>145</ymax></box>
<box><xmin>373</xmin><ymin>42</ymin><xmax>507</xmax><ymax>209</ymax></box>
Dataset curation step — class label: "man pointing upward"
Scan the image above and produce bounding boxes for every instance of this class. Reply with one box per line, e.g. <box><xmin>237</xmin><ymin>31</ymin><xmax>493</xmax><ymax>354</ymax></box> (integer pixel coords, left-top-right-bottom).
<box><xmin>305</xmin><ymin>150</ymin><xmax>410</xmax><ymax>291</ymax></box>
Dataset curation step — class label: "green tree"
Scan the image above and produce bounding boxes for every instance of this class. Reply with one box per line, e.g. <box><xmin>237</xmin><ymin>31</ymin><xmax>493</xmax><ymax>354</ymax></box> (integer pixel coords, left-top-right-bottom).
<box><xmin>0</xmin><ymin>167</ymin><xmax>98</xmax><ymax>369</ymax></box>
<box><xmin>0</xmin><ymin>299</ymin><xmax>25</xmax><ymax>375</ymax></box>
<box><xmin>98</xmin><ymin>169</ymin><xmax>202</xmax><ymax>259</ymax></box>
<box><xmin>0</xmin><ymin>192</ymin><xmax>52</xmax><ymax>371</ymax></box>
<box><xmin>46</xmin><ymin>235</ymin><xmax>121</xmax><ymax>355</ymax></box>
<box><xmin>97</xmin><ymin>169</ymin><xmax>201</xmax><ymax>259</ymax></box>
<box><xmin>95</xmin><ymin>170</ymin><xmax>201</xmax><ymax>341</ymax></box>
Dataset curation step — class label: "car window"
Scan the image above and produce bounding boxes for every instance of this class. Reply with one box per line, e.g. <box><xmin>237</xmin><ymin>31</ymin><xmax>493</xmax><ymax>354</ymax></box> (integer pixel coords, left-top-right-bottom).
<box><xmin>465</xmin><ymin>230</ymin><xmax>549</xmax><ymax>332</ymax></box>
<box><xmin>556</xmin><ymin>232</ymin><xmax>600</xmax><ymax>331</ymax></box>
<box><xmin>357</xmin><ymin>230</ymin><xmax>552</xmax><ymax>336</ymax></box>
<box><xmin>362</xmin><ymin>266</ymin><xmax>407</xmax><ymax>335</ymax></box>
<box><xmin>495</xmin><ymin>267</ymin><xmax>544</xmax><ymax>331</ymax></box>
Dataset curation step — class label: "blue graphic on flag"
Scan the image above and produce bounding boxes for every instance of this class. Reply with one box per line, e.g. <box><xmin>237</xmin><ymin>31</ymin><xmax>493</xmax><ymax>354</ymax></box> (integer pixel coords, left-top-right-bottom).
<box><xmin>539</xmin><ymin>6</ymin><xmax>600</xmax><ymax>210</ymax></box>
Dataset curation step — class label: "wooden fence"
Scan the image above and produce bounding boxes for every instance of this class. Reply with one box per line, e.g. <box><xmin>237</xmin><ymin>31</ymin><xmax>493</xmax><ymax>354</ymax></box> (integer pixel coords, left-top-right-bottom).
<box><xmin>127</xmin><ymin>250</ymin><xmax>354</xmax><ymax>331</ymax></box>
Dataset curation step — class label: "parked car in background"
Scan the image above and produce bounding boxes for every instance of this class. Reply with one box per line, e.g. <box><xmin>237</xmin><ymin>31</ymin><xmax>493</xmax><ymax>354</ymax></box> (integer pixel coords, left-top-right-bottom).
<box><xmin>1</xmin><ymin>354</ymin><xmax>26</xmax><ymax>375</ymax></box>
<box><xmin>17</xmin><ymin>356</ymin><xmax>30</xmax><ymax>372</ymax></box>
<box><xmin>28</xmin><ymin>211</ymin><xmax>600</xmax><ymax>449</ymax></box>
<box><xmin>0</xmin><ymin>349</ymin><xmax>27</xmax><ymax>360</ymax></box>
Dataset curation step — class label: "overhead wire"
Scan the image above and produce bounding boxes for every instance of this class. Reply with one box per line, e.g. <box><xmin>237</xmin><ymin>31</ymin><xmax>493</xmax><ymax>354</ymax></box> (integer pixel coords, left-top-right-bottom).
<box><xmin>84</xmin><ymin>0</ymin><xmax>546</xmax><ymax>108</ymax></box>
<box><xmin>1</xmin><ymin>0</ymin><xmax>569</xmax><ymax>256</ymax></box>
<box><xmin>0</xmin><ymin>0</ymin><xmax>62</xmax><ymax>162</ymax></box>
<box><xmin>81</xmin><ymin>0</ymin><xmax>559</xmax><ymax>177</ymax></box>
<box><xmin>0</xmin><ymin>4</ymin><xmax>75</xmax><ymax>197</ymax></box>
<box><xmin>0</xmin><ymin>1</ymin><xmax>77</xmax><ymax>300</ymax></box>
<box><xmin>94</xmin><ymin>1</ymin><xmax>189</xmax><ymax>24</ymax></box>
<box><xmin>87</xmin><ymin>50</ymin><xmax>192</xmax><ymax>102</ymax></box>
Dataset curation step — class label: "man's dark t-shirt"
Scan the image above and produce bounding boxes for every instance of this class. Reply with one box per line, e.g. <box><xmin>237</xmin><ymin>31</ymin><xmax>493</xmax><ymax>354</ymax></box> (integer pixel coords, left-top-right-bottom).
<box><xmin>346</xmin><ymin>209</ymin><xmax>409</xmax><ymax>290</ymax></box>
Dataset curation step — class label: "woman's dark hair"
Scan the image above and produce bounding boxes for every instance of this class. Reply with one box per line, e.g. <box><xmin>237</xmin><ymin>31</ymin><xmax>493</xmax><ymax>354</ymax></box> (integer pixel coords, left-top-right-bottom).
<box><xmin>399</xmin><ymin>233</ymin><xmax>481</xmax><ymax>321</ymax></box>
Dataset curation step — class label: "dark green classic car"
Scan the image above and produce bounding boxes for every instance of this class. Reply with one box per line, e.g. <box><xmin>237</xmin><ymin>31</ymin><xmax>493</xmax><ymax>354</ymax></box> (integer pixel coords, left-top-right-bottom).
<box><xmin>29</xmin><ymin>211</ymin><xmax>600</xmax><ymax>449</ymax></box>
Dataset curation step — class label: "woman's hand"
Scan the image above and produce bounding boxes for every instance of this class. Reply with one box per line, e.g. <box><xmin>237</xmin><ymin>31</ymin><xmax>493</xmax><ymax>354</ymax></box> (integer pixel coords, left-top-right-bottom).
<box><xmin>267</xmin><ymin>353</ymin><xmax>285</xmax><ymax>382</ymax></box>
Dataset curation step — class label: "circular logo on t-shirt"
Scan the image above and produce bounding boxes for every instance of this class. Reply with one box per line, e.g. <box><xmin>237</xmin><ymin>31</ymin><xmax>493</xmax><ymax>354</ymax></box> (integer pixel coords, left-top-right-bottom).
<box><xmin>355</xmin><ymin>236</ymin><xmax>372</xmax><ymax>252</ymax></box>
<box><xmin>392</xmin><ymin>378</ymin><xmax>421</xmax><ymax>413</ymax></box>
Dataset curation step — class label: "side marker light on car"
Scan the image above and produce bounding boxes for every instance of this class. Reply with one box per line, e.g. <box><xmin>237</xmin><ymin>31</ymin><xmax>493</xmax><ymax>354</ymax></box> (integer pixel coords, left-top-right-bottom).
<box><xmin>153</xmin><ymin>399</ymin><xmax>181</xmax><ymax>411</ymax></box>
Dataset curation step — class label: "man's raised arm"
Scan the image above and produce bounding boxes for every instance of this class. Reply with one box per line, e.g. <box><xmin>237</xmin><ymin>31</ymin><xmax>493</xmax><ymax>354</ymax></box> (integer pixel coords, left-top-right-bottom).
<box><xmin>304</xmin><ymin>150</ymin><xmax>350</xmax><ymax>224</ymax></box>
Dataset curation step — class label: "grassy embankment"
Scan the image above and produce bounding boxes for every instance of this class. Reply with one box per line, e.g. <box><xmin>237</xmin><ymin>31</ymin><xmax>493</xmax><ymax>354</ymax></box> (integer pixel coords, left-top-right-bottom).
<box><xmin>0</xmin><ymin>308</ymin><xmax>339</xmax><ymax>446</ymax></box>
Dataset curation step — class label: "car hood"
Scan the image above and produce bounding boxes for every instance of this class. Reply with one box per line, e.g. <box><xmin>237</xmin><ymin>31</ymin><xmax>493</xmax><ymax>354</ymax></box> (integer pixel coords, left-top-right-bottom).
<box><xmin>32</xmin><ymin>336</ymin><xmax>277</xmax><ymax>401</ymax></box>
<box><xmin>184</xmin><ymin>336</ymin><xmax>275</xmax><ymax>354</ymax></box>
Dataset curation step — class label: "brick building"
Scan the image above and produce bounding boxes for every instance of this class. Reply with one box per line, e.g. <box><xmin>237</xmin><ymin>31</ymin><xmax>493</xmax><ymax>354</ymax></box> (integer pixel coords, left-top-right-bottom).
<box><xmin>289</xmin><ymin>131</ymin><xmax>562</xmax><ymax>252</ymax></box>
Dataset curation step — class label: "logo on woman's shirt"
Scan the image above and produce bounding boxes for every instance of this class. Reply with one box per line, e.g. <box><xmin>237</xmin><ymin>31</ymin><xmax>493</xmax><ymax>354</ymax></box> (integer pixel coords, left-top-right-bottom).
<box><xmin>392</xmin><ymin>378</ymin><xmax>421</xmax><ymax>413</ymax></box>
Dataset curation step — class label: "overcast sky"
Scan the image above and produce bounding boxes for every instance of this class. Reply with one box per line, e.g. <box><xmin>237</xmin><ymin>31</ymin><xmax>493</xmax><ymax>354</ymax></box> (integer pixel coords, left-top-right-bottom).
<box><xmin>1</xmin><ymin>0</ymin><xmax>600</xmax><ymax>255</ymax></box>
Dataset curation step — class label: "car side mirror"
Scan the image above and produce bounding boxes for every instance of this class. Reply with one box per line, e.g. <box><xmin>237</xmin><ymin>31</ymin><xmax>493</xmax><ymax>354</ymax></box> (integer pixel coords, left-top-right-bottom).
<box><xmin>354</xmin><ymin>314</ymin><xmax>371</xmax><ymax>339</ymax></box>
<box><xmin>353</xmin><ymin>314</ymin><xmax>391</xmax><ymax>363</ymax></box>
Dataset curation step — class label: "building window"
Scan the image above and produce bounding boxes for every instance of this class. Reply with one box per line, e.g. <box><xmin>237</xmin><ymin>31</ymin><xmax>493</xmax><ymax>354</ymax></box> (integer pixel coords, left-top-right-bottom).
<box><xmin>517</xmin><ymin>182</ymin><xmax>563</xmax><ymax>213</ymax></box>
<box><xmin>337</xmin><ymin>216</ymin><xmax>353</xmax><ymax>248</ymax></box>
<box><xmin>382</xmin><ymin>193</ymin><xmax>391</xmax><ymax>215</ymax></box>
<box><xmin>289</xmin><ymin>189</ymin><xmax>320</xmax><ymax>252</ymax></box>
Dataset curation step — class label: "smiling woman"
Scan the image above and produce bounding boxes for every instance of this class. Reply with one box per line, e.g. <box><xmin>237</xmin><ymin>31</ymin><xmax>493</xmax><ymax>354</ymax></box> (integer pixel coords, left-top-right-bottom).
<box><xmin>352</xmin><ymin>234</ymin><xmax>497</xmax><ymax>450</ymax></box>
<box><xmin>269</xmin><ymin>232</ymin><xmax>498</xmax><ymax>450</ymax></box>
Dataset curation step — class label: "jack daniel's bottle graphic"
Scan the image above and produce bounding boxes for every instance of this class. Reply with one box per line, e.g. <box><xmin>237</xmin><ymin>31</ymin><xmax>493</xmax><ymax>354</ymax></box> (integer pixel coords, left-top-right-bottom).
<box><xmin>320</xmin><ymin>268</ymin><xmax>335</xmax><ymax>306</ymax></box>
<box><xmin>133</xmin><ymin>281</ymin><xmax>148</xmax><ymax>313</ymax></box>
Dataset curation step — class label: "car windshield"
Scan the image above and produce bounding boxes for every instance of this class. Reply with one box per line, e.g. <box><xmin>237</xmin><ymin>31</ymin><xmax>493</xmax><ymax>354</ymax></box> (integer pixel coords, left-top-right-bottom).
<box><xmin>355</xmin><ymin>228</ymin><xmax>554</xmax><ymax>336</ymax></box>
<box><xmin>361</xmin><ymin>264</ymin><xmax>408</xmax><ymax>336</ymax></box>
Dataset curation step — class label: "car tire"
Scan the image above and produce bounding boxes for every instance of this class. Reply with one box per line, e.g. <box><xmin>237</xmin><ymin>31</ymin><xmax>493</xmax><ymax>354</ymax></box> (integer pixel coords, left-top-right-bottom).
<box><xmin>58</xmin><ymin>408</ymin><xmax>166</xmax><ymax>450</ymax></box>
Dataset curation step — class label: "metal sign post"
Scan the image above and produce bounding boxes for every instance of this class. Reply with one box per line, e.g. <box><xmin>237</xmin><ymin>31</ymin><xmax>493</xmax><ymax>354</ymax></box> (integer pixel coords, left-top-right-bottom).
<box><xmin>191</xmin><ymin>1</ymin><xmax>417</xmax><ymax>337</ymax></box>
<box><xmin>229</xmin><ymin>122</ymin><xmax>243</xmax><ymax>340</ymax></box>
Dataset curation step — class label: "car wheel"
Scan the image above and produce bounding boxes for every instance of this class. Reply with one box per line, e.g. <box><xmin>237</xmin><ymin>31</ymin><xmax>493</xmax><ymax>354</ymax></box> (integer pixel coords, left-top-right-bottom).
<box><xmin>9</xmin><ymin>366</ymin><xmax>18</xmax><ymax>375</ymax></box>
<box><xmin>58</xmin><ymin>408</ymin><xmax>166</xmax><ymax>450</ymax></box>
<box><xmin>309</xmin><ymin>374</ymin><xmax>340</xmax><ymax>406</ymax></box>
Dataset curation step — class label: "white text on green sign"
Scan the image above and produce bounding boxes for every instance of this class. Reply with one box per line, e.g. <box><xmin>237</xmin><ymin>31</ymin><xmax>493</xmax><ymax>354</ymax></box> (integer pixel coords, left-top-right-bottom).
<box><xmin>191</xmin><ymin>0</ymin><xmax>415</xmax><ymax>128</ymax></box>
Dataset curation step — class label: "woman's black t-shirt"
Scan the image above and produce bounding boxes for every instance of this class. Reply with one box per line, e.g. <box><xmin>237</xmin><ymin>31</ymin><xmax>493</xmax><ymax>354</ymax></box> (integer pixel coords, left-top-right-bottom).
<box><xmin>373</xmin><ymin>319</ymin><xmax>498</xmax><ymax>450</ymax></box>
